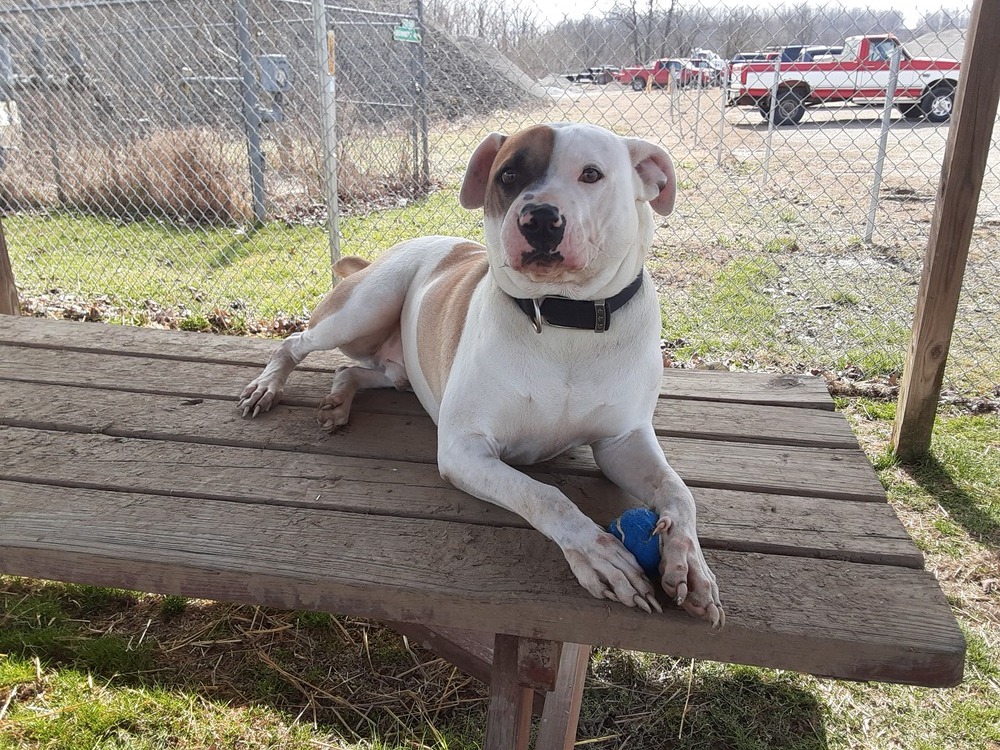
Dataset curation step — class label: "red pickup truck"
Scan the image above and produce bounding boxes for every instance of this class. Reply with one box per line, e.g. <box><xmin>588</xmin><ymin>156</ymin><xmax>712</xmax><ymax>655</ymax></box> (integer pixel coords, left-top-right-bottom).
<box><xmin>728</xmin><ymin>35</ymin><xmax>961</xmax><ymax>125</ymax></box>
<box><xmin>614</xmin><ymin>58</ymin><xmax>709</xmax><ymax>91</ymax></box>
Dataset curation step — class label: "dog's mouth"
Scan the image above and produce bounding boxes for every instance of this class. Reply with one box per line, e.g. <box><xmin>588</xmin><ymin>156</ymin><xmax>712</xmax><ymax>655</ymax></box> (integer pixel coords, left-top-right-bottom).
<box><xmin>520</xmin><ymin>248</ymin><xmax>565</xmax><ymax>268</ymax></box>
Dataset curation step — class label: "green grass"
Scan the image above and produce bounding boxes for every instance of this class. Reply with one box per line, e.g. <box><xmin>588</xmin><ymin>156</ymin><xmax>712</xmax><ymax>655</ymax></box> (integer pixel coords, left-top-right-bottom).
<box><xmin>660</xmin><ymin>256</ymin><xmax>784</xmax><ymax>363</ymax></box>
<box><xmin>7</xmin><ymin>191</ymin><xmax>484</xmax><ymax>326</ymax></box>
<box><xmin>2</xmin><ymin>406</ymin><xmax>997</xmax><ymax>749</ymax></box>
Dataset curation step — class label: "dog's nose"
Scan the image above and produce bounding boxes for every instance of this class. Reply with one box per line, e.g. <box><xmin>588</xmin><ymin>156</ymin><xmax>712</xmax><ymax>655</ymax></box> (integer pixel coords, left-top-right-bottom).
<box><xmin>518</xmin><ymin>204</ymin><xmax>565</xmax><ymax>253</ymax></box>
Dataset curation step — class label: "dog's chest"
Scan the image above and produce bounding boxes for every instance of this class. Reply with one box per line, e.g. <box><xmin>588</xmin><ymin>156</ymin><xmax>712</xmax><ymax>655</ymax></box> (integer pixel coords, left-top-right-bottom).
<box><xmin>482</xmin><ymin>354</ymin><xmax>655</xmax><ymax>464</ymax></box>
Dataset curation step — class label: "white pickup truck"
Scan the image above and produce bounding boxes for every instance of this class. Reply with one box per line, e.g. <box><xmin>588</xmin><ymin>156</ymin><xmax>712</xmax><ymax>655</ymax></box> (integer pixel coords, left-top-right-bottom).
<box><xmin>728</xmin><ymin>35</ymin><xmax>961</xmax><ymax>125</ymax></box>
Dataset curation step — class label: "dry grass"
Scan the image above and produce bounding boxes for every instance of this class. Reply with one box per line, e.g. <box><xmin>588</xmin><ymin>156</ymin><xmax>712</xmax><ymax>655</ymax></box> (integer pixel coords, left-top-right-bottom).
<box><xmin>1</xmin><ymin>128</ymin><xmax>249</xmax><ymax>225</ymax></box>
<box><xmin>63</xmin><ymin>128</ymin><xmax>250</xmax><ymax>225</ymax></box>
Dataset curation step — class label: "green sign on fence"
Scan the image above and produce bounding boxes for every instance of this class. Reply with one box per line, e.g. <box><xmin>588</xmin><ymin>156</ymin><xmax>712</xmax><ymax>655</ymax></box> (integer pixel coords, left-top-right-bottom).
<box><xmin>393</xmin><ymin>19</ymin><xmax>421</xmax><ymax>44</ymax></box>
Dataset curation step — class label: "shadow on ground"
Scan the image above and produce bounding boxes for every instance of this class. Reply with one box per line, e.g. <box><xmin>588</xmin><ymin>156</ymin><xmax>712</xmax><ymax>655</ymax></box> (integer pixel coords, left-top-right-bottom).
<box><xmin>1</xmin><ymin>578</ymin><xmax>830</xmax><ymax>750</ymax></box>
<box><xmin>579</xmin><ymin>650</ymin><xmax>828</xmax><ymax>750</ymax></box>
<box><xmin>907</xmin><ymin>453</ymin><xmax>1000</xmax><ymax>550</ymax></box>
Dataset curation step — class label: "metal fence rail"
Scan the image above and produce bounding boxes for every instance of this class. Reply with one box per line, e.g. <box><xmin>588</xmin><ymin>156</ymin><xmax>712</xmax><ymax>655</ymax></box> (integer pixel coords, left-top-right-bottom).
<box><xmin>0</xmin><ymin>0</ymin><xmax>996</xmax><ymax>399</ymax></box>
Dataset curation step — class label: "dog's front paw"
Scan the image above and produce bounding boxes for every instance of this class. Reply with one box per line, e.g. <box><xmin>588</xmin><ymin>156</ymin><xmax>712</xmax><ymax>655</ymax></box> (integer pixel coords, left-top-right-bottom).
<box><xmin>562</xmin><ymin>527</ymin><xmax>663</xmax><ymax>614</ymax></box>
<box><xmin>238</xmin><ymin>377</ymin><xmax>282</xmax><ymax>418</ymax></box>
<box><xmin>655</xmin><ymin>515</ymin><xmax>725</xmax><ymax>629</ymax></box>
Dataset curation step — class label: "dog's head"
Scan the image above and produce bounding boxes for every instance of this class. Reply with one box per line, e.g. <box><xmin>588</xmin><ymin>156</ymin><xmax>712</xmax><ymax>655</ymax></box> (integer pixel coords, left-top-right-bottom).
<box><xmin>459</xmin><ymin>122</ymin><xmax>675</xmax><ymax>300</ymax></box>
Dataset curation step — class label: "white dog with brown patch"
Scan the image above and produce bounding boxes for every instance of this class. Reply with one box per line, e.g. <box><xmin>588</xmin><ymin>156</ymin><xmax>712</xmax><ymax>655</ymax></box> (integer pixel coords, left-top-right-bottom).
<box><xmin>239</xmin><ymin>122</ymin><xmax>723</xmax><ymax>627</ymax></box>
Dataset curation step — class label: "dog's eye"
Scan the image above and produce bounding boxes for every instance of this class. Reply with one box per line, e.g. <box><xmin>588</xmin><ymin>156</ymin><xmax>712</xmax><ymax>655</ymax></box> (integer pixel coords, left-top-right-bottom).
<box><xmin>580</xmin><ymin>167</ymin><xmax>603</xmax><ymax>184</ymax></box>
<box><xmin>500</xmin><ymin>169</ymin><xmax>518</xmax><ymax>186</ymax></box>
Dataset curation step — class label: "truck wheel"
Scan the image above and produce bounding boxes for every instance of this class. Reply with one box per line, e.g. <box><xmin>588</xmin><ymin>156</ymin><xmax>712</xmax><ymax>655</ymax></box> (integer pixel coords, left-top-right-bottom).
<box><xmin>896</xmin><ymin>102</ymin><xmax>924</xmax><ymax>121</ymax></box>
<box><xmin>764</xmin><ymin>90</ymin><xmax>805</xmax><ymax>126</ymax></box>
<box><xmin>631</xmin><ymin>77</ymin><xmax>646</xmax><ymax>92</ymax></box>
<box><xmin>920</xmin><ymin>84</ymin><xmax>955</xmax><ymax>123</ymax></box>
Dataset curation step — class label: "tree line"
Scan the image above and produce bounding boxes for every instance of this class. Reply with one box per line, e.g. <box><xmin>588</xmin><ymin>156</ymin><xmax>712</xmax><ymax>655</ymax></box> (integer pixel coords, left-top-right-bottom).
<box><xmin>424</xmin><ymin>0</ymin><xmax>971</xmax><ymax>76</ymax></box>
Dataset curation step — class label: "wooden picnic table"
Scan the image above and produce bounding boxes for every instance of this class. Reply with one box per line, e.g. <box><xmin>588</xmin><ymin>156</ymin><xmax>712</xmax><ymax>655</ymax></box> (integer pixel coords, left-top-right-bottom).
<box><xmin>0</xmin><ymin>316</ymin><xmax>965</xmax><ymax>748</ymax></box>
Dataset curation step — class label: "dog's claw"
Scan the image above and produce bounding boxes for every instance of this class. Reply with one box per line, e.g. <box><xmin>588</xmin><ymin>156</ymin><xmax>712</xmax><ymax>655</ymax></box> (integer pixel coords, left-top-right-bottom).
<box><xmin>707</xmin><ymin>603</ymin><xmax>726</xmax><ymax>630</ymax></box>
<box><xmin>675</xmin><ymin>581</ymin><xmax>688</xmax><ymax>606</ymax></box>
<box><xmin>633</xmin><ymin>594</ymin><xmax>651</xmax><ymax>614</ymax></box>
<box><xmin>654</xmin><ymin>517</ymin><xmax>672</xmax><ymax>535</ymax></box>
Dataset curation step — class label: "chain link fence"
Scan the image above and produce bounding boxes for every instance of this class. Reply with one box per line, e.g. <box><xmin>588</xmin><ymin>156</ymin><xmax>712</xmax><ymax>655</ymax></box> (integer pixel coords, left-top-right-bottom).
<box><xmin>1</xmin><ymin>0</ymin><xmax>996</xmax><ymax>400</ymax></box>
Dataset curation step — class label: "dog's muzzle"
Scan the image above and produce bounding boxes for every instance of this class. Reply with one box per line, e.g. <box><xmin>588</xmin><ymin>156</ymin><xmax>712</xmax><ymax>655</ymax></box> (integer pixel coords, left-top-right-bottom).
<box><xmin>518</xmin><ymin>203</ymin><xmax>566</xmax><ymax>264</ymax></box>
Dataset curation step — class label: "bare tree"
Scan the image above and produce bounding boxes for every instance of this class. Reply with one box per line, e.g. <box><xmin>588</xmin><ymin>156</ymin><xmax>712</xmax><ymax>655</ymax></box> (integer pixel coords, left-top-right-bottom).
<box><xmin>610</xmin><ymin>0</ymin><xmax>643</xmax><ymax>62</ymax></box>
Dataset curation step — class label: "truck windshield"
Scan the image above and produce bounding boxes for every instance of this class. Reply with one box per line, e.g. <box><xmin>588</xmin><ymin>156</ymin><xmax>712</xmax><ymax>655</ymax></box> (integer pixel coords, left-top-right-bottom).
<box><xmin>869</xmin><ymin>39</ymin><xmax>897</xmax><ymax>61</ymax></box>
<box><xmin>840</xmin><ymin>38</ymin><xmax>860</xmax><ymax>61</ymax></box>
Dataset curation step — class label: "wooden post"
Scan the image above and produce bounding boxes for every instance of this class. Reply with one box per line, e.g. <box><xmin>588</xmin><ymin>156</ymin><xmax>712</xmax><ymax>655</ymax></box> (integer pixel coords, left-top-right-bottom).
<box><xmin>891</xmin><ymin>0</ymin><xmax>1000</xmax><ymax>462</ymax></box>
<box><xmin>484</xmin><ymin>634</ymin><xmax>534</xmax><ymax>750</ymax></box>
<box><xmin>0</xmin><ymin>216</ymin><xmax>20</xmax><ymax>316</ymax></box>
<box><xmin>536</xmin><ymin>643</ymin><xmax>591</xmax><ymax>750</ymax></box>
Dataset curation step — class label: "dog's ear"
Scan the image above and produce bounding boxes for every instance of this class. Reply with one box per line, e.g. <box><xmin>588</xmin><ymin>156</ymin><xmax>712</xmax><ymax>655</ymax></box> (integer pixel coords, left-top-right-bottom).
<box><xmin>625</xmin><ymin>138</ymin><xmax>676</xmax><ymax>216</ymax></box>
<box><xmin>460</xmin><ymin>132</ymin><xmax>507</xmax><ymax>210</ymax></box>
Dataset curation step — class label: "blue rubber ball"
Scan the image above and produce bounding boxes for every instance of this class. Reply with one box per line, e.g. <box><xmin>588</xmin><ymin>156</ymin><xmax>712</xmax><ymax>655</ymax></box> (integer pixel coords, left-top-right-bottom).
<box><xmin>607</xmin><ymin>507</ymin><xmax>661</xmax><ymax>579</ymax></box>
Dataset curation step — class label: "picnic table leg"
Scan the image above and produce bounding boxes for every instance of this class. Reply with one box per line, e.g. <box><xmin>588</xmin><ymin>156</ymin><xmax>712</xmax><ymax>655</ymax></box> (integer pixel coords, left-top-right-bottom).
<box><xmin>536</xmin><ymin>642</ymin><xmax>591</xmax><ymax>749</ymax></box>
<box><xmin>484</xmin><ymin>633</ymin><xmax>535</xmax><ymax>750</ymax></box>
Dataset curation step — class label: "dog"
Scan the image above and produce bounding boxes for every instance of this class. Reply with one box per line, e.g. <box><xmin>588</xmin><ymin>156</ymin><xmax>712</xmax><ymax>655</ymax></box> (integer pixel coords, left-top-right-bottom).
<box><xmin>239</xmin><ymin>122</ymin><xmax>723</xmax><ymax>627</ymax></box>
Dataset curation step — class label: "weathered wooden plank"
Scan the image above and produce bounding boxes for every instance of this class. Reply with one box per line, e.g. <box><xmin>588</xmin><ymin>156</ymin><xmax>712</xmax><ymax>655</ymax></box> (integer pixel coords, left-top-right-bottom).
<box><xmin>892</xmin><ymin>0</ymin><xmax>1000</xmax><ymax>460</ymax></box>
<box><xmin>0</xmin><ymin>380</ymin><xmax>885</xmax><ymax>501</ymax></box>
<box><xmin>0</xmin><ymin>316</ymin><xmax>833</xmax><ymax>408</ymax></box>
<box><xmin>659</xmin><ymin>371</ymin><xmax>833</xmax><ymax>411</ymax></box>
<box><xmin>0</xmin><ymin>427</ymin><xmax>921</xmax><ymax>568</ymax></box>
<box><xmin>0</xmin><ymin>481</ymin><xmax>965</xmax><ymax>687</ymax></box>
<box><xmin>0</xmin><ymin>345</ymin><xmax>857</xmax><ymax>448</ymax></box>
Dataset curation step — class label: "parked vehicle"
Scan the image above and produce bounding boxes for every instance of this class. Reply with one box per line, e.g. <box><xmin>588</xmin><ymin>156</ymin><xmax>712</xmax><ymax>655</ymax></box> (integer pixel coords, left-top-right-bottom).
<box><xmin>614</xmin><ymin>58</ymin><xmax>684</xmax><ymax>90</ymax></box>
<box><xmin>764</xmin><ymin>44</ymin><xmax>808</xmax><ymax>62</ymax></box>
<box><xmin>562</xmin><ymin>65</ymin><xmax>619</xmax><ymax>85</ymax></box>
<box><xmin>731</xmin><ymin>52</ymin><xmax>771</xmax><ymax>65</ymax></box>
<box><xmin>802</xmin><ymin>45</ymin><xmax>843</xmax><ymax>61</ymax></box>
<box><xmin>727</xmin><ymin>34</ymin><xmax>961</xmax><ymax>125</ymax></box>
<box><xmin>688</xmin><ymin>49</ymin><xmax>727</xmax><ymax>85</ymax></box>
<box><xmin>683</xmin><ymin>59</ymin><xmax>717</xmax><ymax>87</ymax></box>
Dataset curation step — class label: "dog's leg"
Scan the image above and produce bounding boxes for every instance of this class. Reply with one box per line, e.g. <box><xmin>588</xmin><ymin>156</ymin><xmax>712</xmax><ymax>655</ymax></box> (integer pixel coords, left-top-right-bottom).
<box><xmin>592</xmin><ymin>426</ymin><xmax>724</xmax><ymax>628</ymax></box>
<box><xmin>317</xmin><ymin>365</ymin><xmax>398</xmax><ymax>431</ymax></box>
<box><xmin>239</xmin><ymin>256</ymin><xmax>409</xmax><ymax>418</ymax></box>
<box><xmin>238</xmin><ymin>330</ymin><xmax>314</xmax><ymax>417</ymax></box>
<box><xmin>437</xmin><ymin>434</ymin><xmax>662</xmax><ymax>613</ymax></box>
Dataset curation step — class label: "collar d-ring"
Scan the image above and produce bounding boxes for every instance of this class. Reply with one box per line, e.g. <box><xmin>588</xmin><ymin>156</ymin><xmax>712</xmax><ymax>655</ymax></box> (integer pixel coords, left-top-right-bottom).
<box><xmin>530</xmin><ymin>298</ymin><xmax>543</xmax><ymax>334</ymax></box>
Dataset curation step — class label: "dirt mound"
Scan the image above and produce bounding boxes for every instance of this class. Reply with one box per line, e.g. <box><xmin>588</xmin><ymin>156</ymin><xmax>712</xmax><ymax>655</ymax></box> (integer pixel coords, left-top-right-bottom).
<box><xmin>454</xmin><ymin>35</ymin><xmax>577</xmax><ymax>100</ymax></box>
<box><xmin>907</xmin><ymin>28</ymin><xmax>965</xmax><ymax>60</ymax></box>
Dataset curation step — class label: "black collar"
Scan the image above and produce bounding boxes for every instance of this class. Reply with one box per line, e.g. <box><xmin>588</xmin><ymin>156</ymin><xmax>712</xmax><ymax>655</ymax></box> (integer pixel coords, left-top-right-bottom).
<box><xmin>511</xmin><ymin>272</ymin><xmax>645</xmax><ymax>333</ymax></box>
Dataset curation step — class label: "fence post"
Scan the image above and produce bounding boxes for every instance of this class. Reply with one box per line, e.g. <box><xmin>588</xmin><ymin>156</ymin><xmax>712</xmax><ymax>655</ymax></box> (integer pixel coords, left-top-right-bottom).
<box><xmin>716</xmin><ymin>73</ymin><xmax>727</xmax><ymax>167</ymax></box>
<box><xmin>416</xmin><ymin>0</ymin><xmax>429</xmax><ymax>190</ymax></box>
<box><xmin>0</xmin><ymin>23</ymin><xmax>11</xmax><ymax>172</ymax></box>
<box><xmin>0</xmin><ymin>217</ymin><xmax>19</xmax><ymax>316</ymax></box>
<box><xmin>864</xmin><ymin>46</ymin><xmax>902</xmax><ymax>244</ymax></box>
<box><xmin>312</xmin><ymin>0</ymin><xmax>341</xmax><ymax>277</ymax></box>
<box><xmin>761</xmin><ymin>55</ymin><xmax>781</xmax><ymax>184</ymax></box>
<box><xmin>235</xmin><ymin>0</ymin><xmax>266</xmax><ymax>226</ymax></box>
<box><xmin>891</xmin><ymin>0</ymin><xmax>1000</xmax><ymax>461</ymax></box>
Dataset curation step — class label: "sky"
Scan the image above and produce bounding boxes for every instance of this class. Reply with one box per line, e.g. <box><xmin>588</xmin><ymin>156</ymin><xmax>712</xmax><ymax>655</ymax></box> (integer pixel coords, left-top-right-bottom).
<box><xmin>534</xmin><ymin>0</ymin><xmax>973</xmax><ymax>29</ymax></box>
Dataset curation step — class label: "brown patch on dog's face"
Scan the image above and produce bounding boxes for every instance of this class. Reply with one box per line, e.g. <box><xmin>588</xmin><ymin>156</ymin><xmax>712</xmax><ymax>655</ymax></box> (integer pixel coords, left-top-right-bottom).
<box><xmin>484</xmin><ymin>125</ymin><xmax>555</xmax><ymax>222</ymax></box>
